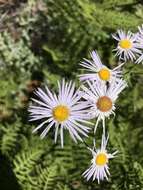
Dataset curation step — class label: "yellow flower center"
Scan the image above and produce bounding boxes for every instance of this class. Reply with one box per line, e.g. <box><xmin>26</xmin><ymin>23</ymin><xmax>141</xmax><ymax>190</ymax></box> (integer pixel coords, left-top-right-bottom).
<box><xmin>53</xmin><ymin>105</ymin><xmax>70</xmax><ymax>122</ymax></box>
<box><xmin>96</xmin><ymin>96</ymin><xmax>112</xmax><ymax>112</ymax></box>
<box><xmin>96</xmin><ymin>153</ymin><xmax>108</xmax><ymax>166</ymax></box>
<box><xmin>98</xmin><ymin>68</ymin><xmax>110</xmax><ymax>81</ymax></box>
<box><xmin>119</xmin><ymin>39</ymin><xmax>132</xmax><ymax>49</ymax></box>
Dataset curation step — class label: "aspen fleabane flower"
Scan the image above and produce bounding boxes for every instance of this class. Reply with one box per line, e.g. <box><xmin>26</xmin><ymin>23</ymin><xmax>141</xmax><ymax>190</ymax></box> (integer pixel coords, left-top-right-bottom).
<box><xmin>29</xmin><ymin>80</ymin><xmax>92</xmax><ymax>147</ymax></box>
<box><xmin>112</xmin><ymin>30</ymin><xmax>141</xmax><ymax>62</ymax></box>
<box><xmin>81</xmin><ymin>79</ymin><xmax>127</xmax><ymax>133</ymax></box>
<box><xmin>135</xmin><ymin>25</ymin><xmax>143</xmax><ymax>64</ymax></box>
<box><xmin>83</xmin><ymin>134</ymin><xmax>117</xmax><ymax>183</ymax></box>
<box><xmin>79</xmin><ymin>51</ymin><xmax>123</xmax><ymax>84</ymax></box>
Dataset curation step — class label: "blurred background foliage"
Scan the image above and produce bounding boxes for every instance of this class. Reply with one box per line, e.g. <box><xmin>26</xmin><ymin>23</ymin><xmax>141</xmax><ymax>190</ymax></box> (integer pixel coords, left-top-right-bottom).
<box><xmin>1</xmin><ymin>0</ymin><xmax>143</xmax><ymax>189</ymax></box>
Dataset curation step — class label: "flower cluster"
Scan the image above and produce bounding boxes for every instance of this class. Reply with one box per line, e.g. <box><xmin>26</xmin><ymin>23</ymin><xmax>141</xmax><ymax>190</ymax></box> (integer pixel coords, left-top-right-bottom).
<box><xmin>79</xmin><ymin>51</ymin><xmax>127</xmax><ymax>183</ymax></box>
<box><xmin>28</xmin><ymin>26</ymin><xmax>143</xmax><ymax>184</ymax></box>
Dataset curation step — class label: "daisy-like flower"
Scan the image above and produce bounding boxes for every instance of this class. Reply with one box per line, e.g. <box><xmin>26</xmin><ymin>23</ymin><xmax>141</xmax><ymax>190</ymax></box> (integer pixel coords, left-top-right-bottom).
<box><xmin>135</xmin><ymin>25</ymin><xmax>143</xmax><ymax>64</ymax></box>
<box><xmin>28</xmin><ymin>80</ymin><xmax>92</xmax><ymax>147</ymax></box>
<box><xmin>79</xmin><ymin>51</ymin><xmax>123</xmax><ymax>84</ymax></box>
<box><xmin>83</xmin><ymin>133</ymin><xmax>118</xmax><ymax>183</ymax></box>
<box><xmin>81</xmin><ymin>79</ymin><xmax>127</xmax><ymax>133</ymax></box>
<box><xmin>112</xmin><ymin>30</ymin><xmax>141</xmax><ymax>62</ymax></box>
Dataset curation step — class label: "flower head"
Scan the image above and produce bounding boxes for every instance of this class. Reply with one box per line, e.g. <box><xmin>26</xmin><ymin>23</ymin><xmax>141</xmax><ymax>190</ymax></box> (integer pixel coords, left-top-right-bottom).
<box><xmin>135</xmin><ymin>25</ymin><xmax>143</xmax><ymax>64</ymax></box>
<box><xmin>29</xmin><ymin>80</ymin><xmax>92</xmax><ymax>147</ymax></box>
<box><xmin>81</xmin><ymin>79</ymin><xmax>127</xmax><ymax>133</ymax></box>
<box><xmin>112</xmin><ymin>30</ymin><xmax>141</xmax><ymax>62</ymax></box>
<box><xmin>79</xmin><ymin>51</ymin><xmax>123</xmax><ymax>84</ymax></box>
<box><xmin>83</xmin><ymin>134</ymin><xmax>117</xmax><ymax>183</ymax></box>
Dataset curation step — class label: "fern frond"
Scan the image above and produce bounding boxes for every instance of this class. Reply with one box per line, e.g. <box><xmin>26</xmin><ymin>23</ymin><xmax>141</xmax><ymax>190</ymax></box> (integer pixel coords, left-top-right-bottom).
<box><xmin>13</xmin><ymin>146</ymin><xmax>44</xmax><ymax>187</ymax></box>
<box><xmin>0</xmin><ymin>121</ymin><xmax>22</xmax><ymax>158</ymax></box>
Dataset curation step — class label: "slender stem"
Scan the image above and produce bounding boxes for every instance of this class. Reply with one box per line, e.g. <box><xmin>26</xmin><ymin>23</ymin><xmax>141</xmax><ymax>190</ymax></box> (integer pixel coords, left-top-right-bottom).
<box><xmin>102</xmin><ymin>118</ymin><xmax>106</xmax><ymax>137</ymax></box>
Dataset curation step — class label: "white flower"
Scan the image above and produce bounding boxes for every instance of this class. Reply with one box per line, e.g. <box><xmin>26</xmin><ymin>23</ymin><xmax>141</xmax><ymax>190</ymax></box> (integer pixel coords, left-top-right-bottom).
<box><xmin>135</xmin><ymin>25</ymin><xmax>143</xmax><ymax>64</ymax></box>
<box><xmin>83</xmin><ymin>133</ymin><xmax>117</xmax><ymax>183</ymax></box>
<box><xmin>79</xmin><ymin>51</ymin><xmax>123</xmax><ymax>84</ymax></box>
<box><xmin>136</xmin><ymin>25</ymin><xmax>143</xmax><ymax>43</ymax></box>
<box><xmin>81</xmin><ymin>79</ymin><xmax>127</xmax><ymax>133</ymax></box>
<box><xmin>112</xmin><ymin>30</ymin><xmax>141</xmax><ymax>62</ymax></box>
<box><xmin>29</xmin><ymin>80</ymin><xmax>92</xmax><ymax>147</ymax></box>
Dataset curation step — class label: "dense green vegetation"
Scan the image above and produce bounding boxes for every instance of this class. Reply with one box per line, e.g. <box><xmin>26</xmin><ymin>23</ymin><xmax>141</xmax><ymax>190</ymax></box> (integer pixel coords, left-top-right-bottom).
<box><xmin>1</xmin><ymin>0</ymin><xmax>143</xmax><ymax>189</ymax></box>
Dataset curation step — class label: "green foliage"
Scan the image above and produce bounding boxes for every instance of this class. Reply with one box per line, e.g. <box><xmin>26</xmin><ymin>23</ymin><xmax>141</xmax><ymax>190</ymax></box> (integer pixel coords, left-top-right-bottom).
<box><xmin>0</xmin><ymin>31</ymin><xmax>41</xmax><ymax>71</ymax></box>
<box><xmin>1</xmin><ymin>0</ymin><xmax>143</xmax><ymax>189</ymax></box>
<box><xmin>13</xmin><ymin>147</ymin><xmax>44</xmax><ymax>188</ymax></box>
<box><xmin>0</xmin><ymin>121</ymin><xmax>20</xmax><ymax>157</ymax></box>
